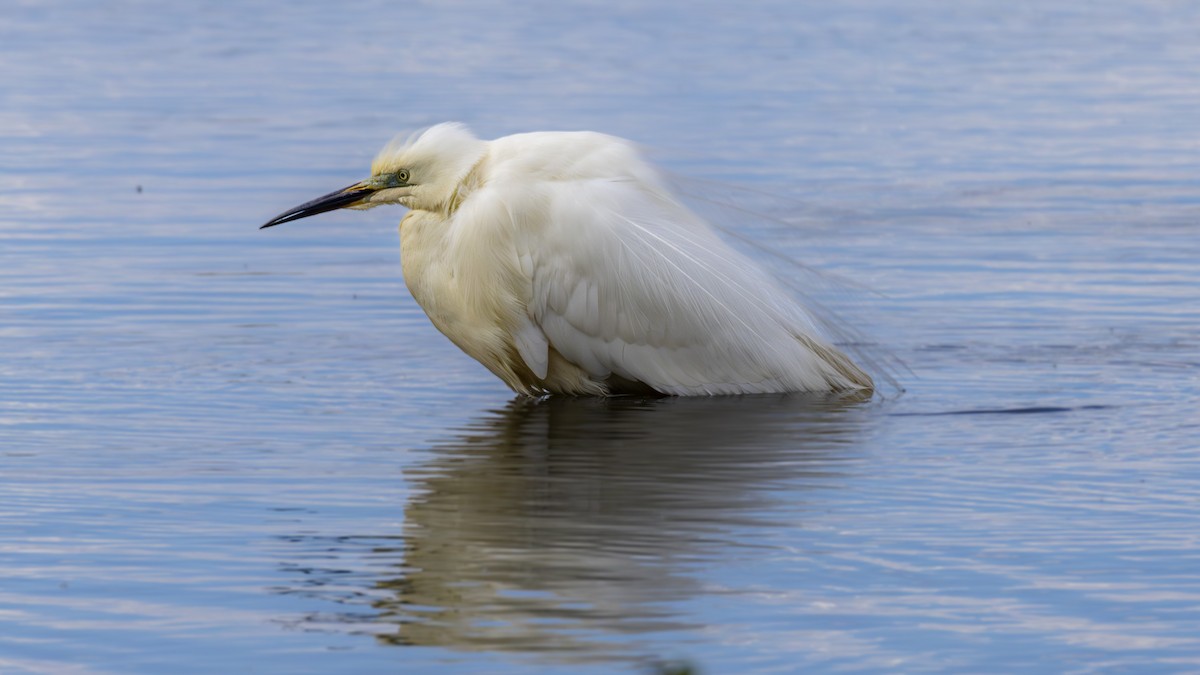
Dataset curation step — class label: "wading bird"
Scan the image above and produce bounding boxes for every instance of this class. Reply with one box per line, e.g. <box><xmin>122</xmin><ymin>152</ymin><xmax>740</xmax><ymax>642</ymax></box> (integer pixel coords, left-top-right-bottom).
<box><xmin>261</xmin><ymin>124</ymin><xmax>872</xmax><ymax>397</ymax></box>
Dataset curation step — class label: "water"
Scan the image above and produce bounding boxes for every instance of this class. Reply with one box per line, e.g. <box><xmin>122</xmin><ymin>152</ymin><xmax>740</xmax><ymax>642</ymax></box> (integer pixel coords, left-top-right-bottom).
<box><xmin>3</xmin><ymin>1</ymin><xmax>1199</xmax><ymax>672</ymax></box>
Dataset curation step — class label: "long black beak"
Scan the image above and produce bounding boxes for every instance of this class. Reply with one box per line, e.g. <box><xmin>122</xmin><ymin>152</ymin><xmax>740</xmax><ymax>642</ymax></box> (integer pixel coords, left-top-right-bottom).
<box><xmin>260</xmin><ymin>182</ymin><xmax>376</xmax><ymax>229</ymax></box>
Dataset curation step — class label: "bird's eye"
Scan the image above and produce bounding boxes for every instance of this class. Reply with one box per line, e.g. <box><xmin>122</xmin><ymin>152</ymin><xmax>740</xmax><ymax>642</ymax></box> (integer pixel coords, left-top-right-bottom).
<box><xmin>397</xmin><ymin>169</ymin><xmax>410</xmax><ymax>183</ymax></box>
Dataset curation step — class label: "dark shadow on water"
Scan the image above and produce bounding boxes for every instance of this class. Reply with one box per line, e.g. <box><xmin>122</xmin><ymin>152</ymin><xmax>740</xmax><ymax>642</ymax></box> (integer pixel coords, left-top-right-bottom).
<box><xmin>890</xmin><ymin>404</ymin><xmax>1116</xmax><ymax>417</ymax></box>
<box><xmin>276</xmin><ymin>394</ymin><xmax>873</xmax><ymax>665</ymax></box>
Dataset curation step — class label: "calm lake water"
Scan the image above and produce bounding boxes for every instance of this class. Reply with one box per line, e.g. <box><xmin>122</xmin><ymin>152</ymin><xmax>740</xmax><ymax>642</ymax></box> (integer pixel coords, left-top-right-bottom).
<box><xmin>3</xmin><ymin>1</ymin><xmax>1200</xmax><ymax>672</ymax></box>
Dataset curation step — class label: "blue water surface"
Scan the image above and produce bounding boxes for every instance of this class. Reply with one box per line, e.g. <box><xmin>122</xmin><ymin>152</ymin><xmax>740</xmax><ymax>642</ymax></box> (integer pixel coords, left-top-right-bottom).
<box><xmin>2</xmin><ymin>1</ymin><xmax>1199</xmax><ymax>673</ymax></box>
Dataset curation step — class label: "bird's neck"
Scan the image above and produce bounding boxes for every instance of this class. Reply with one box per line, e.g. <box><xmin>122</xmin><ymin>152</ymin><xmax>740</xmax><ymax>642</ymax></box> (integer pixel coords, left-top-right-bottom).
<box><xmin>442</xmin><ymin>155</ymin><xmax>487</xmax><ymax>215</ymax></box>
<box><xmin>419</xmin><ymin>142</ymin><xmax>489</xmax><ymax>216</ymax></box>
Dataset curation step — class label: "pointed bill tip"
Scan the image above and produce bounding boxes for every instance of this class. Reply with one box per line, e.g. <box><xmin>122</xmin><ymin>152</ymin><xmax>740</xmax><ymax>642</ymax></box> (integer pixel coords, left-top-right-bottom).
<box><xmin>259</xmin><ymin>182</ymin><xmax>376</xmax><ymax>230</ymax></box>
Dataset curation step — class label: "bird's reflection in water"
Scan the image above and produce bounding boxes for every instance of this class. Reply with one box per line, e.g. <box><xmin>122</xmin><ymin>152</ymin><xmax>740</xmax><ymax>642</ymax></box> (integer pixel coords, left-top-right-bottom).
<box><xmin>284</xmin><ymin>394</ymin><xmax>870</xmax><ymax>663</ymax></box>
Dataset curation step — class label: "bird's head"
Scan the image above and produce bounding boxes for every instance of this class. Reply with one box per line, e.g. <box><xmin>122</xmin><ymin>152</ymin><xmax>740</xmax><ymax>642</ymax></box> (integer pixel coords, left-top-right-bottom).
<box><xmin>261</xmin><ymin>123</ymin><xmax>487</xmax><ymax>229</ymax></box>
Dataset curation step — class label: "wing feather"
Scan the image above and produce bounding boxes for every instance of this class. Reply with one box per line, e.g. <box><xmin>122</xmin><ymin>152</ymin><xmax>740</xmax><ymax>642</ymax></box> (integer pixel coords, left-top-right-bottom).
<box><xmin>509</xmin><ymin>177</ymin><xmax>861</xmax><ymax>395</ymax></box>
<box><xmin>512</xmin><ymin>314</ymin><xmax>549</xmax><ymax>379</ymax></box>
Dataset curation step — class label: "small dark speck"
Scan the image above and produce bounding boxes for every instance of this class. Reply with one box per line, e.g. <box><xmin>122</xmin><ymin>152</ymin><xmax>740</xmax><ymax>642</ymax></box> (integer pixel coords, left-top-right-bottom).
<box><xmin>59</xmin><ymin>581</ymin><xmax>70</xmax><ymax>590</ymax></box>
<box><xmin>353</xmin><ymin>294</ymin><xmax>358</xmax><ymax>299</ymax></box>
<box><xmin>649</xmin><ymin>660</ymin><xmax>699</xmax><ymax>675</ymax></box>
<box><xmin>136</xmin><ymin>185</ymin><xmax>143</xmax><ymax>193</ymax></box>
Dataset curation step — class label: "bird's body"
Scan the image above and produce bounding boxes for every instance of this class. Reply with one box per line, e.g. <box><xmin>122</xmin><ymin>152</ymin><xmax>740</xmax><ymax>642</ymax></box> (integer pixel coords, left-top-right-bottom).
<box><xmin>263</xmin><ymin>124</ymin><xmax>872</xmax><ymax>397</ymax></box>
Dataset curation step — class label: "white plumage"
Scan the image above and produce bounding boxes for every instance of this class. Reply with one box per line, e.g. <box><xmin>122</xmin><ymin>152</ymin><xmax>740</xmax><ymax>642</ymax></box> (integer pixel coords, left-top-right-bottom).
<box><xmin>262</xmin><ymin>123</ymin><xmax>873</xmax><ymax>397</ymax></box>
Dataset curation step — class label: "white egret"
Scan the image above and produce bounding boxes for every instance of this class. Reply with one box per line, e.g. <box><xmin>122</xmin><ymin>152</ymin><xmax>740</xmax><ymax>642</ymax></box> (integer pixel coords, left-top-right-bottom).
<box><xmin>261</xmin><ymin>124</ymin><xmax>873</xmax><ymax>397</ymax></box>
